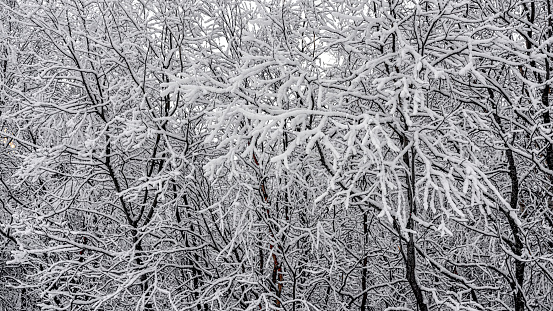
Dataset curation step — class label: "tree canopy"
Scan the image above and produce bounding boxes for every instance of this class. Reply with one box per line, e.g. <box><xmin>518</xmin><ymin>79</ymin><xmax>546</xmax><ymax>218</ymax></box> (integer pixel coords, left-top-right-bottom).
<box><xmin>1</xmin><ymin>0</ymin><xmax>553</xmax><ymax>310</ymax></box>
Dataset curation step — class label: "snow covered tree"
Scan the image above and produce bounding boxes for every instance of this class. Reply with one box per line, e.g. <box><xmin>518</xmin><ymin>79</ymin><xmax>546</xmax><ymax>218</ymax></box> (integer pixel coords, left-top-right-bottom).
<box><xmin>1</xmin><ymin>0</ymin><xmax>553</xmax><ymax>310</ymax></box>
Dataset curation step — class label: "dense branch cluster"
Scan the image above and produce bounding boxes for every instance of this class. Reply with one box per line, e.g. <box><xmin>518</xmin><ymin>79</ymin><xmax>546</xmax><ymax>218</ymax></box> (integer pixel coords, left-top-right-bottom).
<box><xmin>1</xmin><ymin>0</ymin><xmax>553</xmax><ymax>310</ymax></box>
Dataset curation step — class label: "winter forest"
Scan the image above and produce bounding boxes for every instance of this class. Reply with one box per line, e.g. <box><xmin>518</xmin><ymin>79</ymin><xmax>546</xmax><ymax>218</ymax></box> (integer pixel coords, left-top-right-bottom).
<box><xmin>2</xmin><ymin>0</ymin><xmax>553</xmax><ymax>310</ymax></box>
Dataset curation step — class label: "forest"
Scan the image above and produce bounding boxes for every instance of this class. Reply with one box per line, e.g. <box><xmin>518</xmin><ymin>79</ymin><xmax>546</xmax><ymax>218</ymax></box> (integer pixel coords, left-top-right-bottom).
<box><xmin>1</xmin><ymin>0</ymin><xmax>553</xmax><ymax>310</ymax></box>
